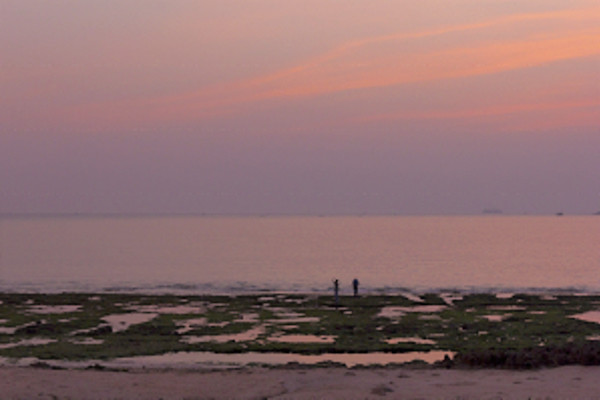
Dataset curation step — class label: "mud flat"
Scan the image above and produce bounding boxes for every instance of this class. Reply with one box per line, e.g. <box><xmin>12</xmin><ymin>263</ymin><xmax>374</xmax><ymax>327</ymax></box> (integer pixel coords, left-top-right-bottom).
<box><xmin>2</xmin><ymin>364</ymin><xmax>600</xmax><ymax>399</ymax></box>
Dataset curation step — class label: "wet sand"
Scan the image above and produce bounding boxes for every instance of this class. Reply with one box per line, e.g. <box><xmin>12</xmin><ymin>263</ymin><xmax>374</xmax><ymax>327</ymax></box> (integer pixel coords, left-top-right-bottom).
<box><xmin>2</xmin><ymin>365</ymin><xmax>600</xmax><ymax>399</ymax></box>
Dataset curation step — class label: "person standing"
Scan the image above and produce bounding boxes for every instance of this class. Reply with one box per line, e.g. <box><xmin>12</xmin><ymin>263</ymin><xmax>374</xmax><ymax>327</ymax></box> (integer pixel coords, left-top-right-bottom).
<box><xmin>352</xmin><ymin>278</ymin><xmax>359</xmax><ymax>297</ymax></box>
<box><xmin>333</xmin><ymin>278</ymin><xmax>339</xmax><ymax>307</ymax></box>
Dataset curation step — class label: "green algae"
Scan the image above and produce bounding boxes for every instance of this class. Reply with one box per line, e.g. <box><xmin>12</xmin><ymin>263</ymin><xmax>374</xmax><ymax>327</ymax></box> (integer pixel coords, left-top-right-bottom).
<box><xmin>2</xmin><ymin>292</ymin><xmax>600</xmax><ymax>367</ymax></box>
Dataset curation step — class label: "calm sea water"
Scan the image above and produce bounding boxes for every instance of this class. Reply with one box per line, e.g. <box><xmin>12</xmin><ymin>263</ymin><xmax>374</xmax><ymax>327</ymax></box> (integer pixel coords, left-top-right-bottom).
<box><xmin>0</xmin><ymin>215</ymin><xmax>598</xmax><ymax>294</ymax></box>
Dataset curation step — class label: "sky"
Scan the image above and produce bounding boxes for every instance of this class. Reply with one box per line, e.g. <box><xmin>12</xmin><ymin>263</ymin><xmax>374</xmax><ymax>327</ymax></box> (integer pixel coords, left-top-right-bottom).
<box><xmin>1</xmin><ymin>0</ymin><xmax>599</xmax><ymax>215</ymax></box>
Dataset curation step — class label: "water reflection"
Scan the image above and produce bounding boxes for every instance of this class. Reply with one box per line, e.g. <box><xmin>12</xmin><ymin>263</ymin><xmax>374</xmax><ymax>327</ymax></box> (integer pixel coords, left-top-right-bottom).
<box><xmin>268</xmin><ymin>334</ymin><xmax>335</xmax><ymax>344</ymax></box>
<box><xmin>0</xmin><ymin>338</ymin><xmax>57</xmax><ymax>349</ymax></box>
<box><xmin>125</xmin><ymin>304</ymin><xmax>206</xmax><ymax>315</ymax></box>
<box><xmin>481</xmin><ymin>314</ymin><xmax>507</xmax><ymax>322</ymax></box>
<box><xmin>4</xmin><ymin>216</ymin><xmax>599</xmax><ymax>294</ymax></box>
<box><xmin>183</xmin><ymin>326</ymin><xmax>265</xmax><ymax>343</ymax></box>
<box><xmin>378</xmin><ymin>305</ymin><xmax>447</xmax><ymax>319</ymax></box>
<box><xmin>110</xmin><ymin>350</ymin><xmax>454</xmax><ymax>368</ymax></box>
<box><xmin>26</xmin><ymin>305</ymin><xmax>82</xmax><ymax>314</ymax></box>
<box><xmin>69</xmin><ymin>338</ymin><xmax>104</xmax><ymax>345</ymax></box>
<box><xmin>175</xmin><ymin>318</ymin><xmax>208</xmax><ymax>334</ymax></box>
<box><xmin>571</xmin><ymin>311</ymin><xmax>600</xmax><ymax>324</ymax></box>
<box><xmin>102</xmin><ymin>313</ymin><xmax>158</xmax><ymax>333</ymax></box>
<box><xmin>386</xmin><ymin>337</ymin><xmax>436</xmax><ymax>345</ymax></box>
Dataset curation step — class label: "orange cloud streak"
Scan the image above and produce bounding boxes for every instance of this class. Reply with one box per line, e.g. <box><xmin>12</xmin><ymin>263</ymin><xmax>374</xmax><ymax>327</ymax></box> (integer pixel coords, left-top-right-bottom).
<box><xmin>64</xmin><ymin>5</ymin><xmax>600</xmax><ymax>129</ymax></box>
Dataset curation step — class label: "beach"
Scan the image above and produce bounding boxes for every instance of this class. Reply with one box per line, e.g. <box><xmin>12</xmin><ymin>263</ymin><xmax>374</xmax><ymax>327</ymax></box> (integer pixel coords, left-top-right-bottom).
<box><xmin>3</xmin><ymin>364</ymin><xmax>600</xmax><ymax>399</ymax></box>
<box><xmin>3</xmin><ymin>292</ymin><xmax>600</xmax><ymax>398</ymax></box>
<box><xmin>5</xmin><ymin>0</ymin><xmax>600</xmax><ymax>397</ymax></box>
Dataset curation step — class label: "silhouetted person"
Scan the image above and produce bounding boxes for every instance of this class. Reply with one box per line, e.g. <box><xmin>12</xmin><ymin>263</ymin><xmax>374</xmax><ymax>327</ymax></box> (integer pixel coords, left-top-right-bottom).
<box><xmin>352</xmin><ymin>278</ymin><xmax>359</xmax><ymax>297</ymax></box>
<box><xmin>333</xmin><ymin>278</ymin><xmax>339</xmax><ymax>307</ymax></box>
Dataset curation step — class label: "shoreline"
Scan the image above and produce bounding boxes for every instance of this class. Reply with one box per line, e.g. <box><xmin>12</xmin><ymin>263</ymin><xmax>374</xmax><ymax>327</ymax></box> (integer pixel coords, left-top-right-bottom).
<box><xmin>3</xmin><ymin>286</ymin><xmax>600</xmax><ymax>300</ymax></box>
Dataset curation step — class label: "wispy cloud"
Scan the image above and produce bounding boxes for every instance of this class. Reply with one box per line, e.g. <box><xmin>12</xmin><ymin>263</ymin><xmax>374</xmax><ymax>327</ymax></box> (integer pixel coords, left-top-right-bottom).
<box><xmin>65</xmin><ymin>5</ymin><xmax>600</xmax><ymax>129</ymax></box>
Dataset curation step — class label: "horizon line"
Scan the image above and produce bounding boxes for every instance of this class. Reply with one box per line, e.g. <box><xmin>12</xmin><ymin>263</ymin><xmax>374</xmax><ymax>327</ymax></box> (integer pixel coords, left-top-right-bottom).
<box><xmin>1</xmin><ymin>211</ymin><xmax>598</xmax><ymax>218</ymax></box>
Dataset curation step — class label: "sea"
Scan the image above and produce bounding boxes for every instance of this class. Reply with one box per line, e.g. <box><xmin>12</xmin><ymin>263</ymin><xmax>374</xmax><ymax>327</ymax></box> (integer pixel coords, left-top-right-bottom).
<box><xmin>0</xmin><ymin>215</ymin><xmax>598</xmax><ymax>295</ymax></box>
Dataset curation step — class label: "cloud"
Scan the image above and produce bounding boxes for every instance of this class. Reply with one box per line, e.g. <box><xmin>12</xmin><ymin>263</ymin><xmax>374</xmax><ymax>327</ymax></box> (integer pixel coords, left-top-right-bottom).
<box><xmin>61</xmin><ymin>5</ymin><xmax>600</xmax><ymax>130</ymax></box>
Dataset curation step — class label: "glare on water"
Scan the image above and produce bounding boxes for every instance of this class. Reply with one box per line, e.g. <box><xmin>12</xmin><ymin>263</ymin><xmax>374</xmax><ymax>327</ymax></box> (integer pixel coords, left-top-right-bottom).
<box><xmin>1</xmin><ymin>215</ymin><xmax>598</xmax><ymax>294</ymax></box>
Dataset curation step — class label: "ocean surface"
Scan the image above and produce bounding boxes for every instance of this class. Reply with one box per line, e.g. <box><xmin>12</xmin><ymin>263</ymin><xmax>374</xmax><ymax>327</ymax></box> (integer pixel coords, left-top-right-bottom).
<box><xmin>0</xmin><ymin>215</ymin><xmax>598</xmax><ymax>294</ymax></box>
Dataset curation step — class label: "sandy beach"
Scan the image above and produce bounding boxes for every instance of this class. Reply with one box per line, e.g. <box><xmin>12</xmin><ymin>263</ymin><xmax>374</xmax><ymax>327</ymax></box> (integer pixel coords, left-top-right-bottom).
<box><xmin>3</xmin><ymin>365</ymin><xmax>600</xmax><ymax>399</ymax></box>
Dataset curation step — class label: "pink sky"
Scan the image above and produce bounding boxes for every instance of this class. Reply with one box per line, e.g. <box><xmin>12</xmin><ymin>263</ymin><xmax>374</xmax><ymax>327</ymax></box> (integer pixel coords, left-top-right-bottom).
<box><xmin>1</xmin><ymin>1</ymin><xmax>599</xmax><ymax>215</ymax></box>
